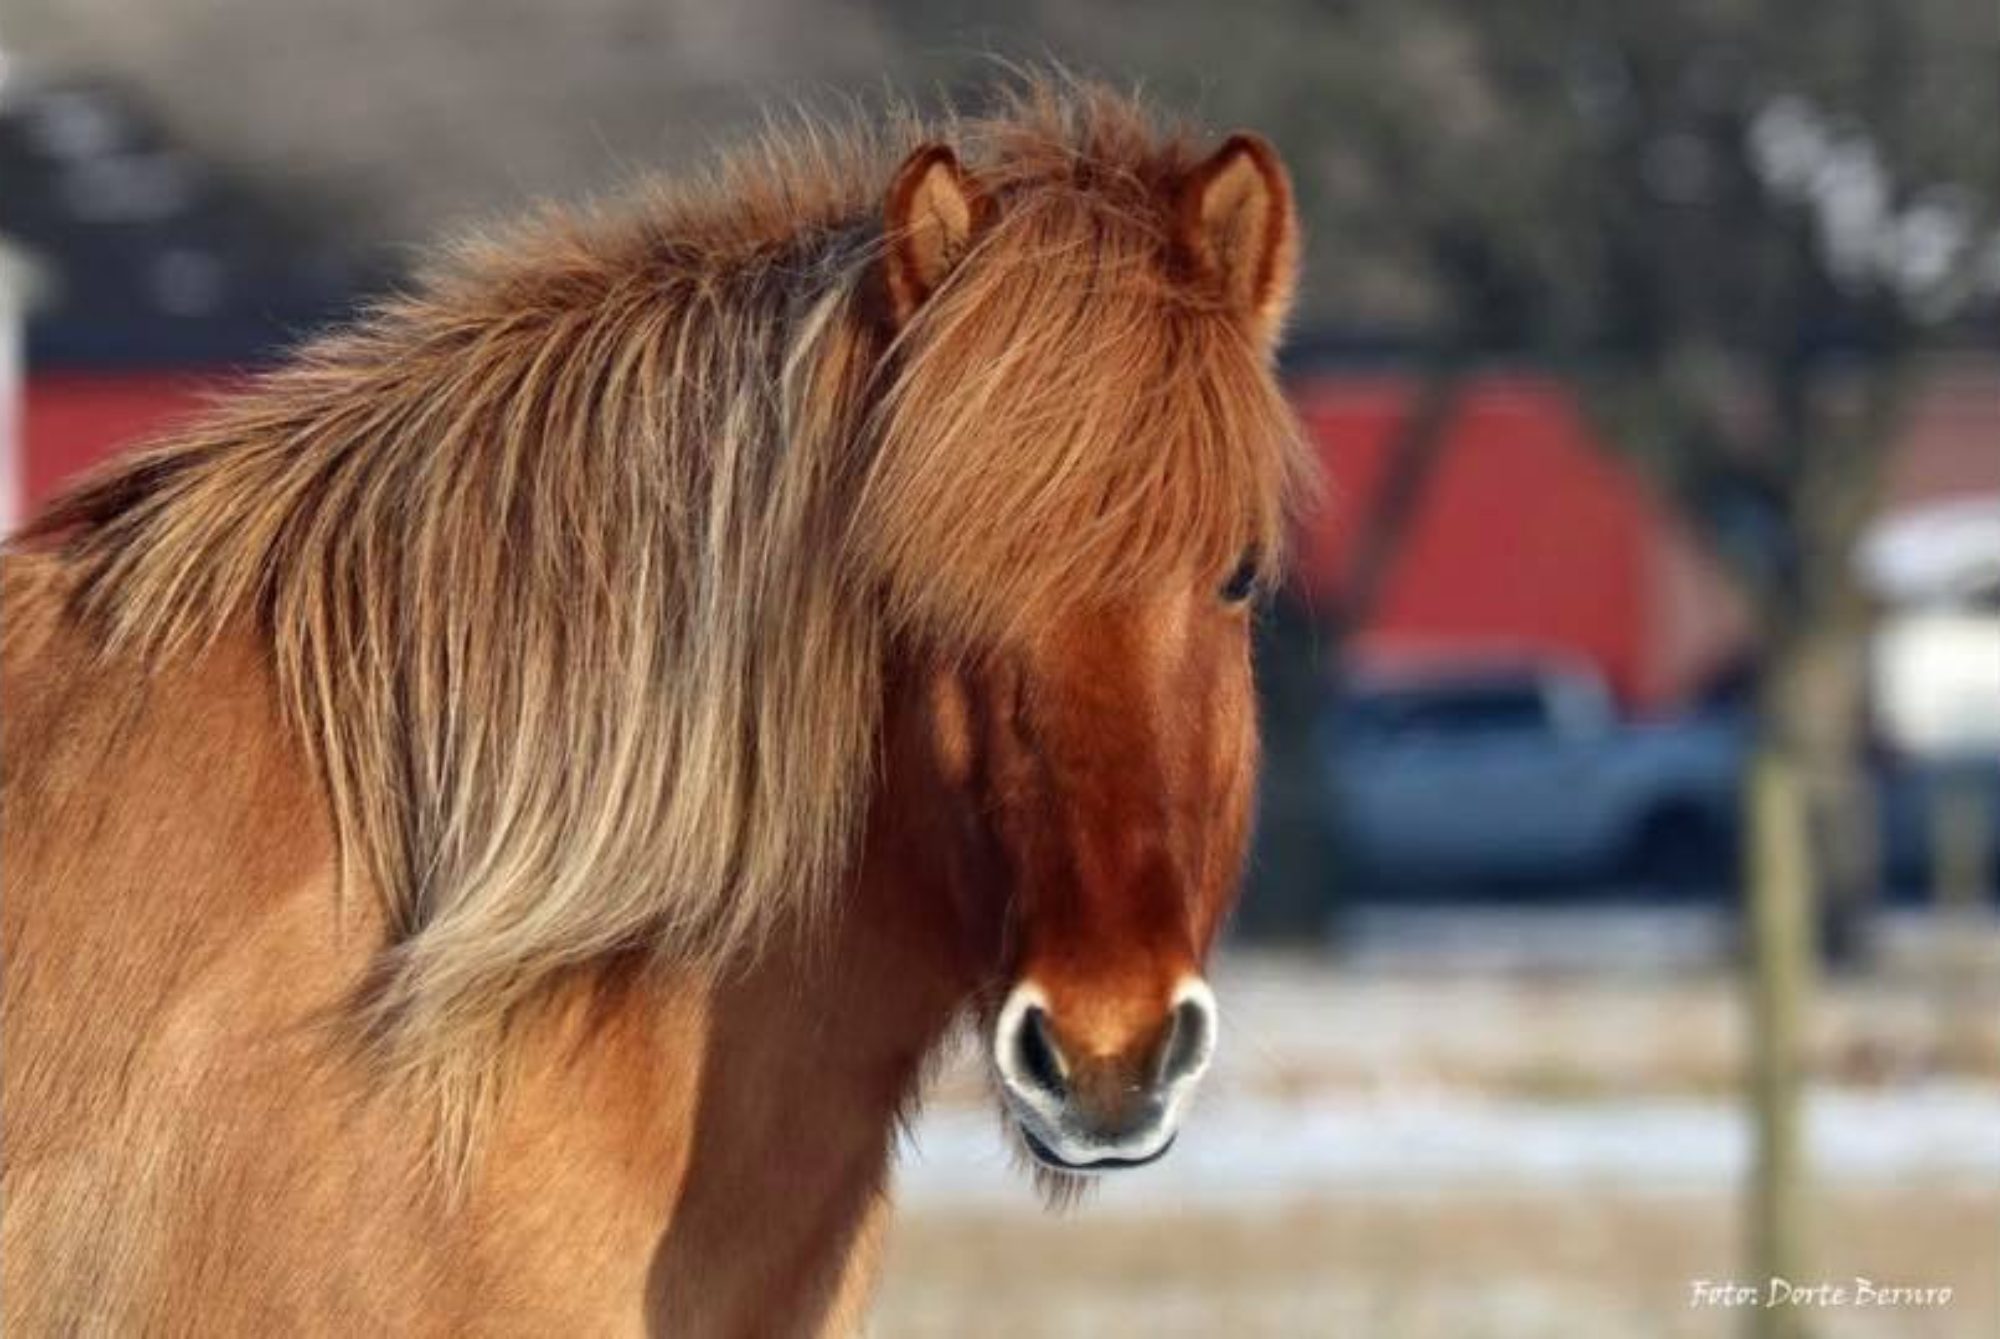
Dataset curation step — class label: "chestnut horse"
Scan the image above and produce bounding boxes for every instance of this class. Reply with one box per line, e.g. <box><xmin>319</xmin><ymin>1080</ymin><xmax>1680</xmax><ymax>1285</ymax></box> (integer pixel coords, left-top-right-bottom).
<box><xmin>1</xmin><ymin>83</ymin><xmax>1302</xmax><ymax>1335</ymax></box>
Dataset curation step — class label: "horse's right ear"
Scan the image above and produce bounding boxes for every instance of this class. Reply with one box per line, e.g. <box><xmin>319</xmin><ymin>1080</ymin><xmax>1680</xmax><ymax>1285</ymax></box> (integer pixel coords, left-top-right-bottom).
<box><xmin>882</xmin><ymin>144</ymin><xmax>992</xmax><ymax>327</ymax></box>
<box><xmin>1176</xmin><ymin>133</ymin><xmax>1298</xmax><ymax>341</ymax></box>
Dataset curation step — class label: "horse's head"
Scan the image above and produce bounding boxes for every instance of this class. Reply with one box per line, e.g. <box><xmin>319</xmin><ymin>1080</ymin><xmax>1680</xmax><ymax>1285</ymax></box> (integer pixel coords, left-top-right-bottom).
<box><xmin>865</xmin><ymin>121</ymin><xmax>1300</xmax><ymax>1175</ymax></box>
<box><xmin>917</xmin><ymin>579</ymin><xmax>1259</xmax><ymax>1173</ymax></box>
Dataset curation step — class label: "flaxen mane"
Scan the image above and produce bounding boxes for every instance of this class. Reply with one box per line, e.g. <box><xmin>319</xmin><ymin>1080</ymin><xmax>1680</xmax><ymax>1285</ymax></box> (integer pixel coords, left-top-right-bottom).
<box><xmin>21</xmin><ymin>81</ymin><xmax>1304</xmax><ymax>1088</ymax></box>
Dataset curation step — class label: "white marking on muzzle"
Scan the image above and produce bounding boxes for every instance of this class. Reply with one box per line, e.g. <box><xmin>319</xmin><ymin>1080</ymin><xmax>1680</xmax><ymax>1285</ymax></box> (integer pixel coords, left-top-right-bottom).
<box><xmin>991</xmin><ymin>975</ymin><xmax>1218</xmax><ymax>1172</ymax></box>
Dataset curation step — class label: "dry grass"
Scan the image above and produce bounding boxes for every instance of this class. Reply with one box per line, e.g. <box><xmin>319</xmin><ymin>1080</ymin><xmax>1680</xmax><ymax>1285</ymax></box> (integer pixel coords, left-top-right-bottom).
<box><xmin>874</xmin><ymin>1186</ymin><xmax>2000</xmax><ymax>1338</ymax></box>
<box><xmin>877</xmin><ymin>946</ymin><xmax>2000</xmax><ymax>1337</ymax></box>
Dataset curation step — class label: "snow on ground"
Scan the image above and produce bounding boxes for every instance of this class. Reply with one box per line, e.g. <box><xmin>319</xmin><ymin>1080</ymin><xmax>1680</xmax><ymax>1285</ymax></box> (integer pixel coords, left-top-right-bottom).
<box><xmin>895</xmin><ymin>1082</ymin><xmax>2000</xmax><ymax>1210</ymax></box>
<box><xmin>895</xmin><ymin>940</ymin><xmax>2000</xmax><ymax>1210</ymax></box>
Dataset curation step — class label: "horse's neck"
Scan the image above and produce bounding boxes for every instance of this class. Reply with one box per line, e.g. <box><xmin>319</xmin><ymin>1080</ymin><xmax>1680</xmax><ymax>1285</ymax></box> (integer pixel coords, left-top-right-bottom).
<box><xmin>2</xmin><ymin>555</ymin><xmax>978</xmax><ymax>1330</ymax></box>
<box><xmin>382</xmin><ymin>678</ymin><xmax>980</xmax><ymax>1327</ymax></box>
<box><xmin>447</xmin><ymin>824</ymin><xmax>969</xmax><ymax>1330</ymax></box>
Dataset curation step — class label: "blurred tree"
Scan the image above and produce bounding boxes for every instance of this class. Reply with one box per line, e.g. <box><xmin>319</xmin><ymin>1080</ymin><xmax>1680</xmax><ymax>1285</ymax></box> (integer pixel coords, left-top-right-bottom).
<box><xmin>1227</xmin><ymin>2</ymin><xmax>1999</xmax><ymax>1332</ymax></box>
<box><xmin>1240</xmin><ymin>583</ymin><xmax>1341</xmax><ymax>940</ymax></box>
<box><xmin>5</xmin><ymin>0</ymin><xmax>906</xmax><ymax>246</ymax></box>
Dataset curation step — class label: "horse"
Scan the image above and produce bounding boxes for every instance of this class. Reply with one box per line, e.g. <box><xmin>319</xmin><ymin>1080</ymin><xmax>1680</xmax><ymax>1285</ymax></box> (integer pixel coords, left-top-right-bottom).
<box><xmin>0</xmin><ymin>81</ymin><xmax>1304</xmax><ymax>1335</ymax></box>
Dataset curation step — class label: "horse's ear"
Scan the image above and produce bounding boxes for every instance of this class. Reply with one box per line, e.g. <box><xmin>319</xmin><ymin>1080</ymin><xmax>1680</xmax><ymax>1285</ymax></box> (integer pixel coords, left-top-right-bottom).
<box><xmin>1177</xmin><ymin>133</ymin><xmax>1298</xmax><ymax>339</ymax></box>
<box><xmin>882</xmin><ymin>144</ymin><xmax>992</xmax><ymax>326</ymax></box>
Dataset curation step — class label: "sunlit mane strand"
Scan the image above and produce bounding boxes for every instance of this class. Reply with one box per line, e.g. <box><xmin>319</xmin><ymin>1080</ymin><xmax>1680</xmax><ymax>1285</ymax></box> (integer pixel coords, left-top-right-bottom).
<box><xmin>22</xmin><ymin>79</ymin><xmax>1306</xmax><ymax>1103</ymax></box>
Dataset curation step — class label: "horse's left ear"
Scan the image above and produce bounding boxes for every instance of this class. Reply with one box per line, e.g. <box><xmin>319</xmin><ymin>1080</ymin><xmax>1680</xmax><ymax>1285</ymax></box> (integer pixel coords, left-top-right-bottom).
<box><xmin>1177</xmin><ymin>133</ymin><xmax>1298</xmax><ymax>339</ymax></box>
<box><xmin>882</xmin><ymin>144</ymin><xmax>994</xmax><ymax>327</ymax></box>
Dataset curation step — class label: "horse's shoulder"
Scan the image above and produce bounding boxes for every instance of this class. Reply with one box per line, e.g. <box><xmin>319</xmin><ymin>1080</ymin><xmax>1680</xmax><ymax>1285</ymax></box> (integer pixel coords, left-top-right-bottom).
<box><xmin>1</xmin><ymin>558</ymin><xmax>321</xmax><ymax>934</ymax></box>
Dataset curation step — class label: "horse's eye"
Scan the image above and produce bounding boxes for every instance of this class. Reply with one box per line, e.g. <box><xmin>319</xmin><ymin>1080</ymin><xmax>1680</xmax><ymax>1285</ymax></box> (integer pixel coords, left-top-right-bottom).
<box><xmin>1219</xmin><ymin>553</ymin><xmax>1261</xmax><ymax>604</ymax></box>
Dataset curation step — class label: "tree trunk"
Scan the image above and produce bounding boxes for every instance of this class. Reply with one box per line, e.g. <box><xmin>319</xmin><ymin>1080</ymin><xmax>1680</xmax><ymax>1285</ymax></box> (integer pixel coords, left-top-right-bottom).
<box><xmin>1930</xmin><ymin>761</ymin><xmax>1994</xmax><ymax>1074</ymax></box>
<box><xmin>1745</xmin><ymin>625</ymin><xmax>1840</xmax><ymax>1339</ymax></box>
<box><xmin>1787</xmin><ymin>616</ymin><xmax>1878</xmax><ymax>968</ymax></box>
<box><xmin>1739</xmin><ymin>356</ymin><xmax>1904</xmax><ymax>1338</ymax></box>
<box><xmin>1241</xmin><ymin>586</ymin><xmax>1344</xmax><ymax>941</ymax></box>
<box><xmin>1744</xmin><ymin>735</ymin><xmax>1813</xmax><ymax>1339</ymax></box>
<box><xmin>1745</xmin><ymin>608</ymin><xmax>1874</xmax><ymax>1339</ymax></box>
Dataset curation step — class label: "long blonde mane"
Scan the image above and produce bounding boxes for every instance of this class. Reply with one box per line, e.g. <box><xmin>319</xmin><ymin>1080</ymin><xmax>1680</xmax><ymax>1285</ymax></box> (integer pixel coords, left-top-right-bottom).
<box><xmin>23</xmin><ymin>80</ymin><xmax>1304</xmax><ymax>1083</ymax></box>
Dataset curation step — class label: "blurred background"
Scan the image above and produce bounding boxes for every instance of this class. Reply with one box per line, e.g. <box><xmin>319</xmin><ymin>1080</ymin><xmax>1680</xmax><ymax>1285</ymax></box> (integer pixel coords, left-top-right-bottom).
<box><xmin>2</xmin><ymin>2</ymin><xmax>1996</xmax><ymax>1334</ymax></box>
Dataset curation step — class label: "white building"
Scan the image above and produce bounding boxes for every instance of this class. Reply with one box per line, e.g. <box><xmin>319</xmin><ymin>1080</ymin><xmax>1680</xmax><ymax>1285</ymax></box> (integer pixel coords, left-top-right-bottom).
<box><xmin>1861</xmin><ymin>496</ymin><xmax>2000</xmax><ymax>759</ymax></box>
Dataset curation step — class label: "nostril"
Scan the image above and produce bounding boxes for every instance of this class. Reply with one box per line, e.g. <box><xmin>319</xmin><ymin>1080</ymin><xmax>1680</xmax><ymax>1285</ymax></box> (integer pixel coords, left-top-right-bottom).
<box><xmin>1015</xmin><ymin>1006</ymin><xmax>1067</xmax><ymax>1097</ymax></box>
<box><xmin>1156</xmin><ymin>994</ymin><xmax>1215</xmax><ymax>1087</ymax></box>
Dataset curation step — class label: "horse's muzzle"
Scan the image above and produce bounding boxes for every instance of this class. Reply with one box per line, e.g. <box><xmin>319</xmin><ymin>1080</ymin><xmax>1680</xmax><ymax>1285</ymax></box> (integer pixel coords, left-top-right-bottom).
<box><xmin>991</xmin><ymin>976</ymin><xmax>1217</xmax><ymax>1172</ymax></box>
